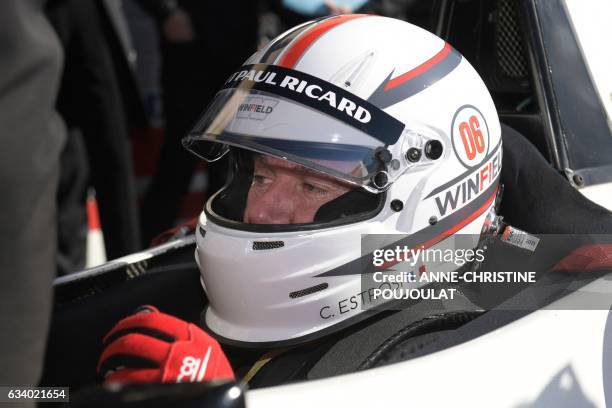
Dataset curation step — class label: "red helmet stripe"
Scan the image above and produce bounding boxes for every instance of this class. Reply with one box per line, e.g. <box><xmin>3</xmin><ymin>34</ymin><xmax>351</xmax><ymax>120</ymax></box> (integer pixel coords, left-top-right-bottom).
<box><xmin>384</xmin><ymin>43</ymin><xmax>452</xmax><ymax>91</ymax></box>
<box><xmin>278</xmin><ymin>14</ymin><xmax>370</xmax><ymax>68</ymax></box>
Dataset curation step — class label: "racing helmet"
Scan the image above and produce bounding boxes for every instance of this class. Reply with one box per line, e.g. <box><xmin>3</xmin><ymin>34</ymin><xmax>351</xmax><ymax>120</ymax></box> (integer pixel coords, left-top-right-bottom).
<box><xmin>183</xmin><ymin>15</ymin><xmax>502</xmax><ymax>347</ymax></box>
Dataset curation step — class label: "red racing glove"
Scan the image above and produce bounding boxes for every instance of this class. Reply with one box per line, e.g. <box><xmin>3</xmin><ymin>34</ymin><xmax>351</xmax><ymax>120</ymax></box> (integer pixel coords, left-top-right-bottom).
<box><xmin>97</xmin><ymin>306</ymin><xmax>234</xmax><ymax>385</ymax></box>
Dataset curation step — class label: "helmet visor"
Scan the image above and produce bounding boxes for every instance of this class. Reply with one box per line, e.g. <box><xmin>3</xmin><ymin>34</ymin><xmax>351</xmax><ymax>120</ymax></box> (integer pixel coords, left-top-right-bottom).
<box><xmin>183</xmin><ymin>64</ymin><xmax>405</xmax><ymax>189</ymax></box>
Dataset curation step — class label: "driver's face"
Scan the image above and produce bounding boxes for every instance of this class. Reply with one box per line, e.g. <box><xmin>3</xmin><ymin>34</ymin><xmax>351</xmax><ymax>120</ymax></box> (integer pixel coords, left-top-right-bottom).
<box><xmin>243</xmin><ymin>155</ymin><xmax>353</xmax><ymax>224</ymax></box>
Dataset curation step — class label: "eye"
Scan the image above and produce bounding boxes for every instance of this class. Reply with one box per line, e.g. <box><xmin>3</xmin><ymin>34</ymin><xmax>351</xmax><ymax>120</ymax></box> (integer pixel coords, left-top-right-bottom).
<box><xmin>253</xmin><ymin>174</ymin><xmax>271</xmax><ymax>186</ymax></box>
<box><xmin>303</xmin><ymin>182</ymin><xmax>328</xmax><ymax>196</ymax></box>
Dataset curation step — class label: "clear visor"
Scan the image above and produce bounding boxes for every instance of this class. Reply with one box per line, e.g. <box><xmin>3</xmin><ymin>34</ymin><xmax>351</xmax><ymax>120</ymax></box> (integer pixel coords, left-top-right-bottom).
<box><xmin>184</xmin><ymin>87</ymin><xmax>388</xmax><ymax>187</ymax></box>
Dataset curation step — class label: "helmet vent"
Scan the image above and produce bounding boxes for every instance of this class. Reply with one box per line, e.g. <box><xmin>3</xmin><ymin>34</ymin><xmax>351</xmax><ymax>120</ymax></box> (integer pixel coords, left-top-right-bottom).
<box><xmin>199</xmin><ymin>227</ymin><xmax>206</xmax><ymax>238</ymax></box>
<box><xmin>290</xmin><ymin>283</ymin><xmax>329</xmax><ymax>299</ymax></box>
<box><xmin>252</xmin><ymin>240</ymin><xmax>285</xmax><ymax>250</ymax></box>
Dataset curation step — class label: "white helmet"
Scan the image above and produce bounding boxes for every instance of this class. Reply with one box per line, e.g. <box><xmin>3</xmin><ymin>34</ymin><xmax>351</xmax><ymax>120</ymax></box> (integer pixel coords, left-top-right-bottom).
<box><xmin>183</xmin><ymin>15</ymin><xmax>502</xmax><ymax>347</ymax></box>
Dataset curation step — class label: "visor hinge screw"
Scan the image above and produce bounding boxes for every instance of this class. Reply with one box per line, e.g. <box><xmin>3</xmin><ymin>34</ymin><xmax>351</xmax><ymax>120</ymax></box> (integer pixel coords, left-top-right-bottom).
<box><xmin>406</xmin><ymin>148</ymin><xmax>422</xmax><ymax>162</ymax></box>
<box><xmin>429</xmin><ymin>216</ymin><xmax>438</xmax><ymax>225</ymax></box>
<box><xmin>572</xmin><ymin>174</ymin><xmax>584</xmax><ymax>187</ymax></box>
<box><xmin>372</xmin><ymin>172</ymin><xmax>389</xmax><ymax>189</ymax></box>
<box><xmin>424</xmin><ymin>140</ymin><xmax>443</xmax><ymax>160</ymax></box>
<box><xmin>391</xmin><ymin>199</ymin><xmax>403</xmax><ymax>212</ymax></box>
<box><xmin>376</xmin><ymin>149</ymin><xmax>393</xmax><ymax>164</ymax></box>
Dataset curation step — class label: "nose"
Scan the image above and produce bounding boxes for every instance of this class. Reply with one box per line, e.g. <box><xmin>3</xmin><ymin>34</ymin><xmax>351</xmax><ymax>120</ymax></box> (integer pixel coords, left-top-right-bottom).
<box><xmin>245</xmin><ymin>180</ymin><xmax>297</xmax><ymax>224</ymax></box>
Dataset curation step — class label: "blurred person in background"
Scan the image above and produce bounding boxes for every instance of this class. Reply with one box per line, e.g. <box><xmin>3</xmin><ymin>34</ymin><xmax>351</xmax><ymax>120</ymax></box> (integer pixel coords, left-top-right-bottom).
<box><xmin>264</xmin><ymin>0</ymin><xmax>436</xmax><ymax>41</ymax></box>
<box><xmin>46</xmin><ymin>0</ymin><xmax>147</xmax><ymax>267</ymax></box>
<box><xmin>136</xmin><ymin>0</ymin><xmax>260</xmax><ymax>246</ymax></box>
<box><xmin>0</xmin><ymin>0</ymin><xmax>65</xmax><ymax>398</ymax></box>
<box><xmin>268</xmin><ymin>0</ymin><xmax>381</xmax><ymax>29</ymax></box>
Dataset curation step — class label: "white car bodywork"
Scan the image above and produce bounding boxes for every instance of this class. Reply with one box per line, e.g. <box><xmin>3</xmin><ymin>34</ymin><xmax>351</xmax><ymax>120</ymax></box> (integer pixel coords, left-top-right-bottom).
<box><xmin>580</xmin><ymin>183</ymin><xmax>612</xmax><ymax>213</ymax></box>
<box><xmin>247</xmin><ymin>277</ymin><xmax>612</xmax><ymax>407</ymax></box>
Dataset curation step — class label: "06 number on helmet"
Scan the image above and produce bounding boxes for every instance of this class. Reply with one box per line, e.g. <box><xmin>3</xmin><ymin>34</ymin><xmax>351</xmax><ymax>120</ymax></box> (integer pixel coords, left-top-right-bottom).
<box><xmin>452</xmin><ymin>105</ymin><xmax>489</xmax><ymax>168</ymax></box>
<box><xmin>459</xmin><ymin>115</ymin><xmax>485</xmax><ymax>160</ymax></box>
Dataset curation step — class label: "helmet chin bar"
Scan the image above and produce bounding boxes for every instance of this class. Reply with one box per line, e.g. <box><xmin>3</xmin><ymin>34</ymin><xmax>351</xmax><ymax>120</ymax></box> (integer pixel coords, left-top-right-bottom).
<box><xmin>200</xmin><ymin>305</ymin><xmax>383</xmax><ymax>349</ymax></box>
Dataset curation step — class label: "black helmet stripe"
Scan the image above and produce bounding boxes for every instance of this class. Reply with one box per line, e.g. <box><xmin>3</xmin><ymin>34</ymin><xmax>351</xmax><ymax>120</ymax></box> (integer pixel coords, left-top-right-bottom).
<box><xmin>368</xmin><ymin>43</ymin><xmax>462</xmax><ymax>109</ymax></box>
